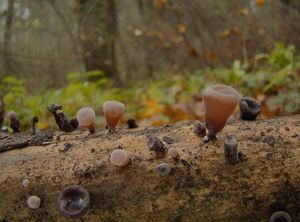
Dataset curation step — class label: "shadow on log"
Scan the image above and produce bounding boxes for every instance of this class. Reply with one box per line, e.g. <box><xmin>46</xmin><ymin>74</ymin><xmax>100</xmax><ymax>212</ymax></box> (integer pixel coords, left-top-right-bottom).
<box><xmin>0</xmin><ymin>115</ymin><xmax>300</xmax><ymax>221</ymax></box>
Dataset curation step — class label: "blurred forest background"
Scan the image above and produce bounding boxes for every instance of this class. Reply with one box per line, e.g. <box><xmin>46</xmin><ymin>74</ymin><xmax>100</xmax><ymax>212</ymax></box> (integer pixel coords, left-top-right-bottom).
<box><xmin>0</xmin><ymin>0</ymin><xmax>300</xmax><ymax>130</ymax></box>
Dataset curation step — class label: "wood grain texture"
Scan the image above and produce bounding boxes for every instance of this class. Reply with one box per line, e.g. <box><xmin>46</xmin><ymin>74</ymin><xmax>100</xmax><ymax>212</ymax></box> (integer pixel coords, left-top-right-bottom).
<box><xmin>0</xmin><ymin>115</ymin><xmax>300</xmax><ymax>222</ymax></box>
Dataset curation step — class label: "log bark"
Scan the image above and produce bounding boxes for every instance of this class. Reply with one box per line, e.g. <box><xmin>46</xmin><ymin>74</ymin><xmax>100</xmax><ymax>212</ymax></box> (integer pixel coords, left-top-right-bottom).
<box><xmin>0</xmin><ymin>115</ymin><xmax>300</xmax><ymax>221</ymax></box>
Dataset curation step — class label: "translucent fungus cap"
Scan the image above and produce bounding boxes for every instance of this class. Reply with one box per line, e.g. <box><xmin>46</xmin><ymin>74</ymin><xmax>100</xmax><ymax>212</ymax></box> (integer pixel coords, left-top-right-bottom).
<box><xmin>27</xmin><ymin>196</ymin><xmax>41</xmax><ymax>209</ymax></box>
<box><xmin>76</xmin><ymin>107</ymin><xmax>95</xmax><ymax>128</ymax></box>
<box><xmin>110</xmin><ymin>149</ymin><xmax>129</xmax><ymax>167</ymax></box>
<box><xmin>22</xmin><ymin>179</ymin><xmax>30</xmax><ymax>188</ymax></box>
<box><xmin>168</xmin><ymin>147</ymin><xmax>179</xmax><ymax>159</ymax></box>
<box><xmin>203</xmin><ymin>84</ymin><xmax>239</xmax><ymax>135</ymax></box>
<box><xmin>58</xmin><ymin>185</ymin><xmax>90</xmax><ymax>218</ymax></box>
<box><xmin>7</xmin><ymin>111</ymin><xmax>17</xmax><ymax>120</ymax></box>
<box><xmin>103</xmin><ymin>101</ymin><xmax>125</xmax><ymax>129</ymax></box>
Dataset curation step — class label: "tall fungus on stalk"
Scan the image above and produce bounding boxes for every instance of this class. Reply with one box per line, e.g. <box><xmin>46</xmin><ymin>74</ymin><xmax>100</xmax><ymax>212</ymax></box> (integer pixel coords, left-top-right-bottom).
<box><xmin>103</xmin><ymin>101</ymin><xmax>125</xmax><ymax>130</ymax></box>
<box><xmin>203</xmin><ymin>84</ymin><xmax>239</xmax><ymax>140</ymax></box>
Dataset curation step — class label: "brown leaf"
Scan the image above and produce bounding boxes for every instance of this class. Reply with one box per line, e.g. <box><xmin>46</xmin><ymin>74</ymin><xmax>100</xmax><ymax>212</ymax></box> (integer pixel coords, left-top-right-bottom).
<box><xmin>239</xmin><ymin>8</ymin><xmax>249</xmax><ymax>15</ymax></box>
<box><xmin>186</xmin><ymin>47</ymin><xmax>198</xmax><ymax>57</ymax></box>
<box><xmin>154</xmin><ymin>0</ymin><xmax>167</xmax><ymax>10</ymax></box>
<box><xmin>221</xmin><ymin>29</ymin><xmax>231</xmax><ymax>37</ymax></box>
<box><xmin>171</xmin><ymin>36</ymin><xmax>184</xmax><ymax>45</ymax></box>
<box><xmin>204</xmin><ymin>49</ymin><xmax>218</xmax><ymax>62</ymax></box>
<box><xmin>256</xmin><ymin>0</ymin><xmax>265</xmax><ymax>6</ymax></box>
<box><xmin>177</xmin><ymin>23</ymin><xmax>186</xmax><ymax>33</ymax></box>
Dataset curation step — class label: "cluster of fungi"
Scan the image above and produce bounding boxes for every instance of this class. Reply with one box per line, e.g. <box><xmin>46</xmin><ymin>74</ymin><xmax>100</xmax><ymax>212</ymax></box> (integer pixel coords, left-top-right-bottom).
<box><xmin>1</xmin><ymin>85</ymin><xmax>291</xmax><ymax>220</ymax></box>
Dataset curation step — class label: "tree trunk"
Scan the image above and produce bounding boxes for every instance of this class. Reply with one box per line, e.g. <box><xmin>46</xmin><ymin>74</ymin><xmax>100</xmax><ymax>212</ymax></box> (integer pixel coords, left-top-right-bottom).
<box><xmin>3</xmin><ymin>0</ymin><xmax>15</xmax><ymax>76</ymax></box>
<box><xmin>0</xmin><ymin>115</ymin><xmax>300</xmax><ymax>221</ymax></box>
<box><xmin>0</xmin><ymin>91</ymin><xmax>4</xmax><ymax>126</ymax></box>
<box><xmin>77</xmin><ymin>0</ymin><xmax>119</xmax><ymax>83</ymax></box>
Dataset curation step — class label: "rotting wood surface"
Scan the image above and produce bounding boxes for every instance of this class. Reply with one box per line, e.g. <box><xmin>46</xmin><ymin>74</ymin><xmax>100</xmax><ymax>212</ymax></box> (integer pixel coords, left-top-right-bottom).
<box><xmin>0</xmin><ymin>115</ymin><xmax>300</xmax><ymax>222</ymax></box>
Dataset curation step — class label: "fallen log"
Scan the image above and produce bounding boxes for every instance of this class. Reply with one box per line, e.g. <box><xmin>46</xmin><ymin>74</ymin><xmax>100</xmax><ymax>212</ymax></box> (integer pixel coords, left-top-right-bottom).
<box><xmin>0</xmin><ymin>115</ymin><xmax>300</xmax><ymax>221</ymax></box>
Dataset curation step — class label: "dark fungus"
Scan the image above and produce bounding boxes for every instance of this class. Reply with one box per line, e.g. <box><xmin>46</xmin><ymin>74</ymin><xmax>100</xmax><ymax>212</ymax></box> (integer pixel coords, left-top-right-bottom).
<box><xmin>193</xmin><ymin>120</ymin><xmax>206</xmax><ymax>137</ymax></box>
<box><xmin>156</xmin><ymin>163</ymin><xmax>171</xmax><ymax>176</ymax></box>
<box><xmin>31</xmin><ymin>116</ymin><xmax>39</xmax><ymax>135</ymax></box>
<box><xmin>69</xmin><ymin>118</ymin><xmax>79</xmax><ymax>129</ymax></box>
<box><xmin>57</xmin><ymin>185</ymin><xmax>90</xmax><ymax>218</ymax></box>
<box><xmin>269</xmin><ymin>211</ymin><xmax>291</xmax><ymax>222</ymax></box>
<box><xmin>224</xmin><ymin>133</ymin><xmax>239</xmax><ymax>164</ymax></box>
<box><xmin>47</xmin><ymin>104</ymin><xmax>76</xmax><ymax>132</ymax></box>
<box><xmin>6</xmin><ymin>111</ymin><xmax>19</xmax><ymax>132</ymax></box>
<box><xmin>127</xmin><ymin>118</ymin><xmax>138</xmax><ymax>129</ymax></box>
<box><xmin>239</xmin><ymin>97</ymin><xmax>261</xmax><ymax>121</ymax></box>
<box><xmin>148</xmin><ymin>136</ymin><xmax>166</xmax><ymax>153</ymax></box>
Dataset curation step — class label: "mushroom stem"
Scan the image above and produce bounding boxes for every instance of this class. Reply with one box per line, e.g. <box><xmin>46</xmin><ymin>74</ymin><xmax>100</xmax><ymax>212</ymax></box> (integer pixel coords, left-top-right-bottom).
<box><xmin>31</xmin><ymin>116</ymin><xmax>39</xmax><ymax>135</ymax></box>
<box><xmin>224</xmin><ymin>133</ymin><xmax>238</xmax><ymax>164</ymax></box>
<box><xmin>203</xmin><ymin>132</ymin><xmax>217</xmax><ymax>143</ymax></box>
<box><xmin>10</xmin><ymin>118</ymin><xmax>20</xmax><ymax>133</ymax></box>
<box><xmin>88</xmin><ymin>126</ymin><xmax>95</xmax><ymax>134</ymax></box>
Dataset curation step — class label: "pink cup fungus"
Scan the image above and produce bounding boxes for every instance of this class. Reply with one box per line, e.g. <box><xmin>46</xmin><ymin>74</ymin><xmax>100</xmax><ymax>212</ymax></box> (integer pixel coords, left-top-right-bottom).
<box><xmin>103</xmin><ymin>101</ymin><xmax>125</xmax><ymax>131</ymax></box>
<box><xmin>167</xmin><ymin>147</ymin><xmax>179</xmax><ymax>159</ymax></box>
<box><xmin>110</xmin><ymin>149</ymin><xmax>129</xmax><ymax>167</ymax></box>
<box><xmin>27</xmin><ymin>196</ymin><xmax>41</xmax><ymax>209</ymax></box>
<box><xmin>76</xmin><ymin>107</ymin><xmax>96</xmax><ymax>133</ymax></box>
<box><xmin>203</xmin><ymin>84</ymin><xmax>239</xmax><ymax>141</ymax></box>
